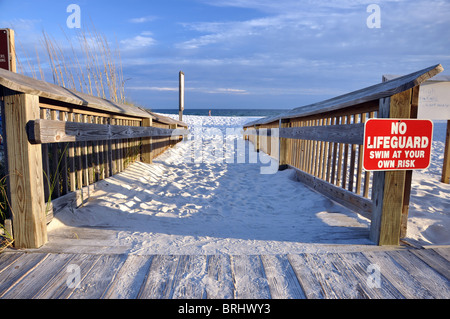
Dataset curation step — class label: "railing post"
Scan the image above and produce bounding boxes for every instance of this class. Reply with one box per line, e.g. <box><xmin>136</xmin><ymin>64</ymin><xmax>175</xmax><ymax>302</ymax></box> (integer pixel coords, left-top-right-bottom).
<box><xmin>279</xmin><ymin>119</ymin><xmax>289</xmax><ymax>170</ymax></box>
<box><xmin>441</xmin><ymin>120</ymin><xmax>450</xmax><ymax>184</ymax></box>
<box><xmin>254</xmin><ymin>125</ymin><xmax>260</xmax><ymax>152</ymax></box>
<box><xmin>3</xmin><ymin>89</ymin><xmax>47</xmax><ymax>248</ymax></box>
<box><xmin>370</xmin><ymin>88</ymin><xmax>415</xmax><ymax>245</ymax></box>
<box><xmin>141</xmin><ymin>117</ymin><xmax>153</xmax><ymax>164</ymax></box>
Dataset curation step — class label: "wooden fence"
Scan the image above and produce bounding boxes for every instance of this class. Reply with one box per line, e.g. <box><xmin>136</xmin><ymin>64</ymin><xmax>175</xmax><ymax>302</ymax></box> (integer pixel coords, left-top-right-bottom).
<box><xmin>244</xmin><ymin>64</ymin><xmax>444</xmax><ymax>246</ymax></box>
<box><xmin>0</xmin><ymin>68</ymin><xmax>188</xmax><ymax>249</ymax></box>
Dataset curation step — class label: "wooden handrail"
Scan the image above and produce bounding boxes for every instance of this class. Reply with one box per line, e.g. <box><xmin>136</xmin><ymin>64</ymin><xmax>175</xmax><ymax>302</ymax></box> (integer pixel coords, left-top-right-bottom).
<box><xmin>244</xmin><ymin>64</ymin><xmax>443</xmax><ymax>127</ymax></box>
<box><xmin>0</xmin><ymin>68</ymin><xmax>188</xmax><ymax>127</ymax></box>
<box><xmin>27</xmin><ymin>119</ymin><xmax>189</xmax><ymax>144</ymax></box>
<box><xmin>243</xmin><ymin>64</ymin><xmax>445</xmax><ymax>246</ymax></box>
<box><xmin>245</xmin><ymin>123</ymin><xmax>365</xmax><ymax>145</ymax></box>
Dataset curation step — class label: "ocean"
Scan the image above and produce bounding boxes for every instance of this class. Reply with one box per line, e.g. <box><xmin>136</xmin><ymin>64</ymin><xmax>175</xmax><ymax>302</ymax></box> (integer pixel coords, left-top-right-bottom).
<box><xmin>151</xmin><ymin>108</ymin><xmax>288</xmax><ymax>117</ymax></box>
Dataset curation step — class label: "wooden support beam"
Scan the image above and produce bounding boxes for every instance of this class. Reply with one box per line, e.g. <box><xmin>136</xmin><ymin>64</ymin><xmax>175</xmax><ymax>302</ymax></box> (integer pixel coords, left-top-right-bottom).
<box><xmin>291</xmin><ymin>165</ymin><xmax>372</xmax><ymax>218</ymax></box>
<box><xmin>370</xmin><ymin>89</ymin><xmax>413</xmax><ymax>245</ymax></box>
<box><xmin>3</xmin><ymin>89</ymin><xmax>47</xmax><ymax>248</ymax></box>
<box><xmin>279</xmin><ymin>119</ymin><xmax>289</xmax><ymax>169</ymax></box>
<box><xmin>26</xmin><ymin>119</ymin><xmax>189</xmax><ymax>144</ymax></box>
<box><xmin>441</xmin><ymin>120</ymin><xmax>450</xmax><ymax>184</ymax></box>
<box><xmin>254</xmin><ymin>125</ymin><xmax>260</xmax><ymax>152</ymax></box>
<box><xmin>141</xmin><ymin>118</ymin><xmax>153</xmax><ymax>164</ymax></box>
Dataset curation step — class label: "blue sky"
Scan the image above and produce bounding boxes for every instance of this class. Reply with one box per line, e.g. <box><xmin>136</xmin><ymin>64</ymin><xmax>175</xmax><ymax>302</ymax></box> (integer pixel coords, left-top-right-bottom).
<box><xmin>1</xmin><ymin>0</ymin><xmax>449</xmax><ymax>110</ymax></box>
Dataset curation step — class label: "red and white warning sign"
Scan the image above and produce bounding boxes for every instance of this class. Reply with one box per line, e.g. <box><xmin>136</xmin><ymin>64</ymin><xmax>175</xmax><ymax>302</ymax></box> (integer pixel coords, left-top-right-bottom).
<box><xmin>363</xmin><ymin>119</ymin><xmax>433</xmax><ymax>171</ymax></box>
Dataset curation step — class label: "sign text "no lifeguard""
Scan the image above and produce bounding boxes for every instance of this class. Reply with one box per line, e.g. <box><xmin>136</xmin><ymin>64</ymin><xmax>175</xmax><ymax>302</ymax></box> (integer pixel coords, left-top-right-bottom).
<box><xmin>363</xmin><ymin>119</ymin><xmax>433</xmax><ymax>171</ymax></box>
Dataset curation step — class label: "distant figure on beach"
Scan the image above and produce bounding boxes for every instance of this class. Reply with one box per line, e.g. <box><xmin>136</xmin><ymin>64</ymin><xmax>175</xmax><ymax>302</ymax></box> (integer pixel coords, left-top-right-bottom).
<box><xmin>209</xmin><ymin>110</ymin><xmax>211</xmax><ymax>116</ymax></box>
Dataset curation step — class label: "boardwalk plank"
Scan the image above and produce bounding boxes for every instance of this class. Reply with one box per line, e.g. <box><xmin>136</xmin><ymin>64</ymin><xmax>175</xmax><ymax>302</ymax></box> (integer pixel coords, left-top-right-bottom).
<box><xmin>335</xmin><ymin>252</ymin><xmax>403</xmax><ymax>299</ymax></box>
<box><xmin>172</xmin><ymin>255</ymin><xmax>207</xmax><ymax>299</ymax></box>
<box><xmin>260</xmin><ymin>255</ymin><xmax>305</xmax><ymax>299</ymax></box>
<box><xmin>205</xmin><ymin>255</ymin><xmax>234</xmax><ymax>299</ymax></box>
<box><xmin>386</xmin><ymin>250</ymin><xmax>450</xmax><ymax>299</ymax></box>
<box><xmin>33</xmin><ymin>253</ymin><xmax>100</xmax><ymax>299</ymax></box>
<box><xmin>434</xmin><ymin>247</ymin><xmax>450</xmax><ymax>262</ymax></box>
<box><xmin>411</xmin><ymin>249</ymin><xmax>450</xmax><ymax>280</ymax></box>
<box><xmin>231</xmin><ymin>255</ymin><xmax>271</xmax><ymax>299</ymax></box>
<box><xmin>288</xmin><ymin>254</ymin><xmax>324</xmax><ymax>299</ymax></box>
<box><xmin>68</xmin><ymin>254</ymin><xmax>127</xmax><ymax>299</ymax></box>
<box><xmin>103</xmin><ymin>255</ymin><xmax>153</xmax><ymax>299</ymax></box>
<box><xmin>0</xmin><ymin>253</ymin><xmax>24</xmax><ymax>274</ymax></box>
<box><xmin>363</xmin><ymin>251</ymin><xmax>436</xmax><ymax>299</ymax></box>
<box><xmin>289</xmin><ymin>253</ymin><xmax>367</xmax><ymax>299</ymax></box>
<box><xmin>0</xmin><ymin>253</ymin><xmax>48</xmax><ymax>297</ymax></box>
<box><xmin>138</xmin><ymin>255</ymin><xmax>180</xmax><ymax>299</ymax></box>
<box><xmin>1</xmin><ymin>248</ymin><xmax>449</xmax><ymax>299</ymax></box>
<box><xmin>2</xmin><ymin>253</ymin><xmax>75</xmax><ymax>298</ymax></box>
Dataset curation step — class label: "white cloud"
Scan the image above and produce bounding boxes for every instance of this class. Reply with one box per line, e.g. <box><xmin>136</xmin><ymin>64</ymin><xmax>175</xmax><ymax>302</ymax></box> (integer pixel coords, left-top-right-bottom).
<box><xmin>120</xmin><ymin>34</ymin><xmax>156</xmax><ymax>50</ymax></box>
<box><xmin>129</xmin><ymin>16</ymin><xmax>157</xmax><ymax>23</ymax></box>
<box><xmin>206</xmin><ymin>88</ymin><xmax>248</xmax><ymax>94</ymax></box>
<box><xmin>128</xmin><ymin>86</ymin><xmax>177</xmax><ymax>91</ymax></box>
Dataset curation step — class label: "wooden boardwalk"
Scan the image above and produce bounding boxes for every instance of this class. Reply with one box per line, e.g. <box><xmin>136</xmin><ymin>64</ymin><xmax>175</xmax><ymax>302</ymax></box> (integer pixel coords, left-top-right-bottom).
<box><xmin>0</xmin><ymin>247</ymin><xmax>449</xmax><ymax>299</ymax></box>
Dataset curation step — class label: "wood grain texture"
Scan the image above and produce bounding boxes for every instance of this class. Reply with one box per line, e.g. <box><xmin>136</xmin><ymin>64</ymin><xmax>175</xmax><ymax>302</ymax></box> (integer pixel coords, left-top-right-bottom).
<box><xmin>370</xmin><ymin>90</ymin><xmax>412</xmax><ymax>245</ymax></box>
<box><xmin>27</xmin><ymin>118</ymin><xmax>189</xmax><ymax>144</ymax></box>
<box><xmin>246</xmin><ymin>123</ymin><xmax>364</xmax><ymax>145</ymax></box>
<box><xmin>1</xmin><ymin>249</ymin><xmax>449</xmax><ymax>299</ymax></box>
<box><xmin>3</xmin><ymin>90</ymin><xmax>47</xmax><ymax>248</ymax></box>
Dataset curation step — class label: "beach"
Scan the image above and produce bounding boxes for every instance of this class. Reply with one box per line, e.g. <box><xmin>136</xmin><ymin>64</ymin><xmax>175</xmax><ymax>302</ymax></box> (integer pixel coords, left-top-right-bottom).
<box><xmin>47</xmin><ymin>114</ymin><xmax>450</xmax><ymax>255</ymax></box>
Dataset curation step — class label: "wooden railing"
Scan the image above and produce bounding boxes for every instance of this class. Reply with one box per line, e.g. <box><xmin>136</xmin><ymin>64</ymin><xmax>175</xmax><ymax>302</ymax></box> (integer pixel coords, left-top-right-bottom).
<box><xmin>244</xmin><ymin>64</ymin><xmax>444</xmax><ymax>246</ymax></box>
<box><xmin>0</xmin><ymin>68</ymin><xmax>188</xmax><ymax>249</ymax></box>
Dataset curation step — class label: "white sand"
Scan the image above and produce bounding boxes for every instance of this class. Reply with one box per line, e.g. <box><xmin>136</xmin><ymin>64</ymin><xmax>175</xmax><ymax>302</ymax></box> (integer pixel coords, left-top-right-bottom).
<box><xmin>48</xmin><ymin>115</ymin><xmax>450</xmax><ymax>254</ymax></box>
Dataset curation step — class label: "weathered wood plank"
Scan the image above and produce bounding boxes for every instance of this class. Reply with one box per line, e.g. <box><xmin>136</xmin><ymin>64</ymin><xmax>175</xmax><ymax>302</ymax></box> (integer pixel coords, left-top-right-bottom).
<box><xmin>335</xmin><ymin>252</ymin><xmax>403</xmax><ymax>299</ymax></box>
<box><xmin>102</xmin><ymin>254</ymin><xmax>153</xmax><ymax>299</ymax></box>
<box><xmin>205</xmin><ymin>255</ymin><xmax>234</xmax><ymax>299</ymax></box>
<box><xmin>434</xmin><ymin>247</ymin><xmax>450</xmax><ymax>262</ymax></box>
<box><xmin>245</xmin><ymin>123</ymin><xmax>364</xmax><ymax>145</ymax></box>
<box><xmin>280</xmin><ymin>123</ymin><xmax>364</xmax><ymax>145</ymax></box>
<box><xmin>171</xmin><ymin>255</ymin><xmax>207</xmax><ymax>299</ymax></box>
<box><xmin>0</xmin><ymin>253</ymin><xmax>48</xmax><ymax>297</ymax></box>
<box><xmin>411</xmin><ymin>249</ymin><xmax>450</xmax><ymax>280</ymax></box>
<box><xmin>0</xmin><ymin>253</ymin><xmax>24</xmax><ymax>274</ymax></box>
<box><xmin>27</xmin><ymin>119</ymin><xmax>189</xmax><ymax>144</ymax></box>
<box><xmin>33</xmin><ymin>254</ymin><xmax>101</xmax><ymax>299</ymax></box>
<box><xmin>231</xmin><ymin>255</ymin><xmax>271</xmax><ymax>299</ymax></box>
<box><xmin>288</xmin><ymin>253</ymin><xmax>365</xmax><ymax>299</ymax></box>
<box><xmin>260</xmin><ymin>255</ymin><xmax>306</xmax><ymax>299</ymax></box>
<box><xmin>1</xmin><ymin>253</ymin><xmax>75</xmax><ymax>298</ymax></box>
<box><xmin>363</xmin><ymin>251</ymin><xmax>438</xmax><ymax>299</ymax></box>
<box><xmin>137</xmin><ymin>255</ymin><xmax>180</xmax><ymax>299</ymax></box>
<box><xmin>386</xmin><ymin>250</ymin><xmax>450</xmax><ymax>298</ymax></box>
<box><xmin>287</xmin><ymin>254</ymin><xmax>324</xmax><ymax>299</ymax></box>
<box><xmin>1</xmin><ymin>250</ymin><xmax>449</xmax><ymax>299</ymax></box>
<box><xmin>68</xmin><ymin>254</ymin><xmax>127</xmax><ymax>299</ymax></box>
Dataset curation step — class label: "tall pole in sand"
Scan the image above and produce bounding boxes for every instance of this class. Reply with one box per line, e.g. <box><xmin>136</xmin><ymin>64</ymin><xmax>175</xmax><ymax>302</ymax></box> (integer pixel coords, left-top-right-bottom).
<box><xmin>179</xmin><ymin>71</ymin><xmax>184</xmax><ymax>122</ymax></box>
